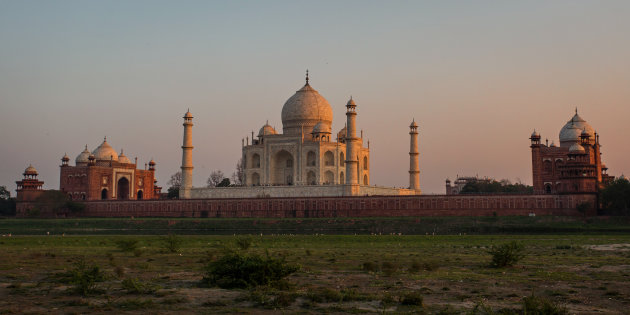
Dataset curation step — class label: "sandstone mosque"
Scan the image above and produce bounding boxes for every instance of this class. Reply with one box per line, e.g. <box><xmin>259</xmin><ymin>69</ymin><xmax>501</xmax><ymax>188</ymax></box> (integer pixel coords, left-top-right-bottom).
<box><xmin>179</xmin><ymin>72</ymin><xmax>422</xmax><ymax>198</ymax></box>
<box><xmin>529</xmin><ymin>109</ymin><xmax>614</xmax><ymax>195</ymax></box>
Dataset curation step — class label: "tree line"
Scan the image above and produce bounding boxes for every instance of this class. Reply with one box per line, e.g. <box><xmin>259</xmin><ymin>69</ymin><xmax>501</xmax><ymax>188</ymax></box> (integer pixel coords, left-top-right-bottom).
<box><xmin>166</xmin><ymin>158</ymin><xmax>244</xmax><ymax>199</ymax></box>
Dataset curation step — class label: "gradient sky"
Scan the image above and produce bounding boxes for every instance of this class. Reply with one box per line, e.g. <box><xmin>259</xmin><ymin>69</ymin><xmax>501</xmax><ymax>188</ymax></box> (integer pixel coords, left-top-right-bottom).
<box><xmin>1</xmin><ymin>0</ymin><xmax>629</xmax><ymax>194</ymax></box>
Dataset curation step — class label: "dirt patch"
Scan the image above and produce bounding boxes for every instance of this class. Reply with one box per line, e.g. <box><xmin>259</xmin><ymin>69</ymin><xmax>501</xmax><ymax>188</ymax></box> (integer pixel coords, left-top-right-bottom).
<box><xmin>587</xmin><ymin>244</ymin><xmax>630</xmax><ymax>251</ymax></box>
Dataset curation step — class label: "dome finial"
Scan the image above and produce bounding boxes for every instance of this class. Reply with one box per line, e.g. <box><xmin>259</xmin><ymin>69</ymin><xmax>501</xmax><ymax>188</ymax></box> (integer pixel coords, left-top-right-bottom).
<box><xmin>305</xmin><ymin>69</ymin><xmax>309</xmax><ymax>85</ymax></box>
<box><xmin>575</xmin><ymin>107</ymin><xmax>578</xmax><ymax>115</ymax></box>
<box><xmin>104</xmin><ymin>136</ymin><xmax>107</xmax><ymax>142</ymax></box>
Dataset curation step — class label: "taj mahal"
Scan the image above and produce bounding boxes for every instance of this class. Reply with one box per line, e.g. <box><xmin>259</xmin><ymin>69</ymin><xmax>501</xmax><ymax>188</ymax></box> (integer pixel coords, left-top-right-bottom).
<box><xmin>179</xmin><ymin>72</ymin><xmax>422</xmax><ymax>198</ymax></box>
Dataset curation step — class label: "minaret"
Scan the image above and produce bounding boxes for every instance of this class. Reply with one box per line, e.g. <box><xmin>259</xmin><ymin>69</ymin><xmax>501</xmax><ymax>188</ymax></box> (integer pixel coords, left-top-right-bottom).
<box><xmin>345</xmin><ymin>97</ymin><xmax>359</xmax><ymax>194</ymax></box>
<box><xmin>530</xmin><ymin>129</ymin><xmax>542</xmax><ymax>194</ymax></box>
<box><xmin>409</xmin><ymin>119</ymin><xmax>420</xmax><ymax>192</ymax></box>
<box><xmin>180</xmin><ymin>110</ymin><xmax>194</xmax><ymax>199</ymax></box>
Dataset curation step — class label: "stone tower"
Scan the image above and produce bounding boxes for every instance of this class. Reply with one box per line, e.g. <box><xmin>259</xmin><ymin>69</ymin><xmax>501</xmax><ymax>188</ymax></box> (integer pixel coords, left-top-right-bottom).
<box><xmin>180</xmin><ymin>110</ymin><xmax>194</xmax><ymax>199</ymax></box>
<box><xmin>409</xmin><ymin>119</ymin><xmax>420</xmax><ymax>192</ymax></box>
<box><xmin>344</xmin><ymin>97</ymin><xmax>359</xmax><ymax>194</ymax></box>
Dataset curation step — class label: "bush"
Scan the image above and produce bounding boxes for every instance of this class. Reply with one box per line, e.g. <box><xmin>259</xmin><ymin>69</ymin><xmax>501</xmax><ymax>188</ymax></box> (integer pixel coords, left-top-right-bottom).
<box><xmin>236</xmin><ymin>236</ymin><xmax>253</xmax><ymax>250</ymax></box>
<box><xmin>63</xmin><ymin>260</ymin><xmax>107</xmax><ymax>296</ymax></box>
<box><xmin>202</xmin><ymin>252</ymin><xmax>300</xmax><ymax>289</ymax></box>
<box><xmin>307</xmin><ymin>287</ymin><xmax>343</xmax><ymax>303</ymax></box>
<box><xmin>488</xmin><ymin>241</ymin><xmax>525</xmax><ymax>267</ymax></box>
<box><xmin>161</xmin><ymin>234</ymin><xmax>182</xmax><ymax>253</ymax></box>
<box><xmin>121</xmin><ymin>277</ymin><xmax>161</xmax><ymax>294</ymax></box>
<box><xmin>522</xmin><ymin>295</ymin><xmax>568</xmax><ymax>315</ymax></box>
<box><xmin>362</xmin><ymin>261</ymin><xmax>379</xmax><ymax>273</ymax></box>
<box><xmin>410</xmin><ymin>260</ymin><xmax>440</xmax><ymax>272</ymax></box>
<box><xmin>400</xmin><ymin>291</ymin><xmax>424</xmax><ymax>306</ymax></box>
<box><xmin>381</xmin><ymin>261</ymin><xmax>398</xmax><ymax>276</ymax></box>
<box><xmin>115</xmin><ymin>239</ymin><xmax>139</xmax><ymax>252</ymax></box>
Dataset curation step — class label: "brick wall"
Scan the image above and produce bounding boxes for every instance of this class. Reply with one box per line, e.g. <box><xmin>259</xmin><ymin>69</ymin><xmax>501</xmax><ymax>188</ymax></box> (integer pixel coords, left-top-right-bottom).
<box><xmin>17</xmin><ymin>193</ymin><xmax>597</xmax><ymax>218</ymax></box>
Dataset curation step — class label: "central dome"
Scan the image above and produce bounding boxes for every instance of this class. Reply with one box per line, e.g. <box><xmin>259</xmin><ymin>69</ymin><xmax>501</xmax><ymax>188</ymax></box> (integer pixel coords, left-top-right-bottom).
<box><xmin>281</xmin><ymin>80</ymin><xmax>333</xmax><ymax>135</ymax></box>
<box><xmin>559</xmin><ymin>111</ymin><xmax>594</xmax><ymax>147</ymax></box>
<box><xmin>92</xmin><ymin>138</ymin><xmax>119</xmax><ymax>161</ymax></box>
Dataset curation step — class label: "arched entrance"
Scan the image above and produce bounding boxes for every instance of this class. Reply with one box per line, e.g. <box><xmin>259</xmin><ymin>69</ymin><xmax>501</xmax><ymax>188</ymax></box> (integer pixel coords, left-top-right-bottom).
<box><xmin>307</xmin><ymin>171</ymin><xmax>316</xmax><ymax>185</ymax></box>
<box><xmin>324</xmin><ymin>171</ymin><xmax>334</xmax><ymax>184</ymax></box>
<box><xmin>272</xmin><ymin>150</ymin><xmax>294</xmax><ymax>185</ymax></box>
<box><xmin>137</xmin><ymin>190</ymin><xmax>143</xmax><ymax>200</ymax></box>
<box><xmin>251</xmin><ymin>172</ymin><xmax>260</xmax><ymax>186</ymax></box>
<box><xmin>101</xmin><ymin>189</ymin><xmax>108</xmax><ymax>200</ymax></box>
<box><xmin>117</xmin><ymin>177</ymin><xmax>130</xmax><ymax>200</ymax></box>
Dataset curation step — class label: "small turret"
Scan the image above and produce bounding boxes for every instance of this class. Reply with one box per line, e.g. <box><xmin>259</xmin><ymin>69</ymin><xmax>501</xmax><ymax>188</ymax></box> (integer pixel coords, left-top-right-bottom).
<box><xmin>61</xmin><ymin>153</ymin><xmax>69</xmax><ymax>166</ymax></box>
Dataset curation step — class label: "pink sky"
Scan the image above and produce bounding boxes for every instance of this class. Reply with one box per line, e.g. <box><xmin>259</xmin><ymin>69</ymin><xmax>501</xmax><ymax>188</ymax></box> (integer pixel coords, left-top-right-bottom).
<box><xmin>1</xmin><ymin>1</ymin><xmax>628</xmax><ymax>194</ymax></box>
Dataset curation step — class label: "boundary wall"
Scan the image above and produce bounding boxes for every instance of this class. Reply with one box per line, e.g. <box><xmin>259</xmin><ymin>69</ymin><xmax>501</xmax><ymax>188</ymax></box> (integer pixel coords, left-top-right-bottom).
<box><xmin>16</xmin><ymin>193</ymin><xmax>596</xmax><ymax>218</ymax></box>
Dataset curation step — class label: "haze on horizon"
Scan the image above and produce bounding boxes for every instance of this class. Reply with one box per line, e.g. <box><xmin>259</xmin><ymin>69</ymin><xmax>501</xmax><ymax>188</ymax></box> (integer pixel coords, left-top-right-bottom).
<box><xmin>1</xmin><ymin>0</ymin><xmax>629</xmax><ymax>194</ymax></box>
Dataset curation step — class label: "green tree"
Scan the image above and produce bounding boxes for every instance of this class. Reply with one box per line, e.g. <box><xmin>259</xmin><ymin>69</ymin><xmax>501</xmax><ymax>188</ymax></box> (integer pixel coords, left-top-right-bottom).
<box><xmin>0</xmin><ymin>186</ymin><xmax>10</xmax><ymax>200</ymax></box>
<box><xmin>0</xmin><ymin>185</ymin><xmax>16</xmax><ymax>216</ymax></box>
<box><xmin>217</xmin><ymin>178</ymin><xmax>231</xmax><ymax>187</ymax></box>
<box><xmin>166</xmin><ymin>171</ymin><xmax>181</xmax><ymax>199</ymax></box>
<box><xmin>460</xmin><ymin>180</ymin><xmax>533</xmax><ymax>194</ymax></box>
<box><xmin>600</xmin><ymin>177</ymin><xmax>630</xmax><ymax>215</ymax></box>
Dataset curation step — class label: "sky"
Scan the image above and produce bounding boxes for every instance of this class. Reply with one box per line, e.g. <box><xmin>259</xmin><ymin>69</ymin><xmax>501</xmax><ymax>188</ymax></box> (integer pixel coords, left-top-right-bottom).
<box><xmin>1</xmin><ymin>0</ymin><xmax>629</xmax><ymax>194</ymax></box>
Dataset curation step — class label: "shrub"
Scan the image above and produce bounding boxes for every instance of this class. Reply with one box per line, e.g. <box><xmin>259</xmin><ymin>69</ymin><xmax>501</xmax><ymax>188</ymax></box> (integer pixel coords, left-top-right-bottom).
<box><xmin>307</xmin><ymin>287</ymin><xmax>343</xmax><ymax>303</ymax></box>
<box><xmin>202</xmin><ymin>252</ymin><xmax>300</xmax><ymax>289</ymax></box>
<box><xmin>400</xmin><ymin>291</ymin><xmax>423</xmax><ymax>306</ymax></box>
<box><xmin>121</xmin><ymin>277</ymin><xmax>161</xmax><ymax>294</ymax></box>
<box><xmin>115</xmin><ymin>239</ymin><xmax>139</xmax><ymax>252</ymax></box>
<box><xmin>236</xmin><ymin>236</ymin><xmax>253</xmax><ymax>250</ymax></box>
<box><xmin>522</xmin><ymin>295</ymin><xmax>568</xmax><ymax>315</ymax></box>
<box><xmin>381</xmin><ymin>261</ymin><xmax>398</xmax><ymax>276</ymax></box>
<box><xmin>66</xmin><ymin>260</ymin><xmax>107</xmax><ymax>296</ymax></box>
<box><xmin>362</xmin><ymin>261</ymin><xmax>379</xmax><ymax>273</ymax></box>
<box><xmin>409</xmin><ymin>260</ymin><xmax>422</xmax><ymax>273</ymax></box>
<box><xmin>115</xmin><ymin>298</ymin><xmax>155</xmax><ymax>310</ymax></box>
<box><xmin>488</xmin><ymin>241</ymin><xmax>525</xmax><ymax>267</ymax></box>
<box><xmin>161</xmin><ymin>234</ymin><xmax>182</xmax><ymax>253</ymax></box>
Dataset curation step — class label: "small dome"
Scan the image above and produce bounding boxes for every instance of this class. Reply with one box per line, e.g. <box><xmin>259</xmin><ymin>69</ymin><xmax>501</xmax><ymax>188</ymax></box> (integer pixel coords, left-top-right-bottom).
<box><xmin>118</xmin><ymin>149</ymin><xmax>131</xmax><ymax>164</ymax></box>
<box><xmin>601</xmin><ymin>163</ymin><xmax>607</xmax><ymax>170</ymax></box>
<box><xmin>149</xmin><ymin>159</ymin><xmax>156</xmax><ymax>166</ymax></box>
<box><xmin>410</xmin><ymin>119</ymin><xmax>418</xmax><ymax>128</ymax></box>
<box><xmin>92</xmin><ymin>138</ymin><xmax>118</xmax><ymax>161</ymax></box>
<box><xmin>531</xmin><ymin>130</ymin><xmax>540</xmax><ymax>138</ymax></box>
<box><xmin>75</xmin><ymin>145</ymin><xmax>90</xmax><ymax>164</ymax></box>
<box><xmin>581</xmin><ymin>128</ymin><xmax>590</xmax><ymax>137</ymax></box>
<box><xmin>258</xmin><ymin>122</ymin><xmax>277</xmax><ymax>136</ymax></box>
<box><xmin>312</xmin><ymin>121</ymin><xmax>332</xmax><ymax>134</ymax></box>
<box><xmin>24</xmin><ymin>164</ymin><xmax>38</xmax><ymax>175</ymax></box>
<box><xmin>184</xmin><ymin>110</ymin><xmax>193</xmax><ymax>119</ymax></box>
<box><xmin>62</xmin><ymin>153</ymin><xmax>70</xmax><ymax>161</ymax></box>
<box><xmin>550</xmin><ymin>141</ymin><xmax>557</xmax><ymax>147</ymax></box>
<box><xmin>337</xmin><ymin>126</ymin><xmax>347</xmax><ymax>141</ymax></box>
<box><xmin>569</xmin><ymin>143</ymin><xmax>586</xmax><ymax>154</ymax></box>
<box><xmin>88</xmin><ymin>154</ymin><xmax>95</xmax><ymax>161</ymax></box>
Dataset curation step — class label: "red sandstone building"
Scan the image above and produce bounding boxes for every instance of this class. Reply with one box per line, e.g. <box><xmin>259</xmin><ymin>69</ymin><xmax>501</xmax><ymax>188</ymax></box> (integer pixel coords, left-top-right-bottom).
<box><xmin>59</xmin><ymin>138</ymin><xmax>160</xmax><ymax>200</ymax></box>
<box><xmin>15</xmin><ymin>165</ymin><xmax>45</xmax><ymax>201</ymax></box>
<box><xmin>530</xmin><ymin>110</ymin><xmax>614</xmax><ymax>194</ymax></box>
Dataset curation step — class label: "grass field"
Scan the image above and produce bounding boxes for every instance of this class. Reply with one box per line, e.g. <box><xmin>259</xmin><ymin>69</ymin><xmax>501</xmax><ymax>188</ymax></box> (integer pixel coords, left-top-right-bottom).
<box><xmin>2</xmin><ymin>216</ymin><xmax>630</xmax><ymax>236</ymax></box>
<box><xmin>1</xmin><ymin>233</ymin><xmax>629</xmax><ymax>314</ymax></box>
